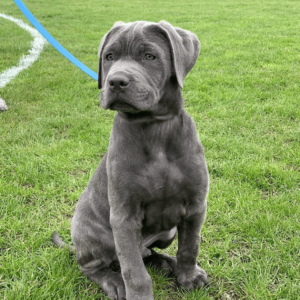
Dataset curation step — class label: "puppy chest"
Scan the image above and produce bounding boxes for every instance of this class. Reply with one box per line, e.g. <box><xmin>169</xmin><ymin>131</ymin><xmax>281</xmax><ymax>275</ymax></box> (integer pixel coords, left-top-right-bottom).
<box><xmin>142</xmin><ymin>200</ymin><xmax>186</xmax><ymax>233</ymax></box>
<box><xmin>137</xmin><ymin>154</ymin><xmax>195</xmax><ymax>231</ymax></box>
<box><xmin>140</xmin><ymin>152</ymin><xmax>186</xmax><ymax>199</ymax></box>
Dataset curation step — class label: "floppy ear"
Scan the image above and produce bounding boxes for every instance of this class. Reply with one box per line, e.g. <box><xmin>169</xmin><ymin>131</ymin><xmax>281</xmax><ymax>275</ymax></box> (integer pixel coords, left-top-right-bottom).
<box><xmin>98</xmin><ymin>22</ymin><xmax>126</xmax><ymax>89</ymax></box>
<box><xmin>158</xmin><ymin>21</ymin><xmax>200</xmax><ymax>88</ymax></box>
<box><xmin>98</xmin><ymin>33</ymin><xmax>109</xmax><ymax>89</ymax></box>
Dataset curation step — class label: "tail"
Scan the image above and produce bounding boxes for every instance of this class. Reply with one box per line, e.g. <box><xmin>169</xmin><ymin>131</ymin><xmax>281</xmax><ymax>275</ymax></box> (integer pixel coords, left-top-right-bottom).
<box><xmin>52</xmin><ymin>231</ymin><xmax>76</xmax><ymax>254</ymax></box>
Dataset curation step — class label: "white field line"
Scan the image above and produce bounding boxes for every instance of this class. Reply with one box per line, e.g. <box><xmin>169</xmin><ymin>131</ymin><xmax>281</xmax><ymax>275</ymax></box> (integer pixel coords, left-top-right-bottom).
<box><xmin>0</xmin><ymin>13</ymin><xmax>48</xmax><ymax>89</ymax></box>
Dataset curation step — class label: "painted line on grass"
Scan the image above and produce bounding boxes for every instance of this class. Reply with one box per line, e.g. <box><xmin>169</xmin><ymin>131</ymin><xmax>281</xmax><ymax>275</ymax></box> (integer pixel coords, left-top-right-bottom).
<box><xmin>14</xmin><ymin>0</ymin><xmax>98</xmax><ymax>81</ymax></box>
<box><xmin>0</xmin><ymin>13</ymin><xmax>47</xmax><ymax>89</ymax></box>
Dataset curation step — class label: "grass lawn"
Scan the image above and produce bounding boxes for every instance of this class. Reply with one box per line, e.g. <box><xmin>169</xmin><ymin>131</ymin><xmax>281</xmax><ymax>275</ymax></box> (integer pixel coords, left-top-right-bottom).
<box><xmin>0</xmin><ymin>0</ymin><xmax>299</xmax><ymax>299</ymax></box>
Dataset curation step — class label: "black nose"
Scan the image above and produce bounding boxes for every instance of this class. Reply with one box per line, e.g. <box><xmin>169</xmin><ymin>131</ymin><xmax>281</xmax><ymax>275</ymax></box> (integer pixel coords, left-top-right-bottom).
<box><xmin>109</xmin><ymin>74</ymin><xmax>130</xmax><ymax>92</ymax></box>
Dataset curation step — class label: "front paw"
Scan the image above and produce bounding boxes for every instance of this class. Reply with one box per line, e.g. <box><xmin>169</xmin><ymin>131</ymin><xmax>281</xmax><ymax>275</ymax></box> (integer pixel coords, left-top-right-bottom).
<box><xmin>123</xmin><ymin>268</ymin><xmax>154</xmax><ymax>300</ymax></box>
<box><xmin>177</xmin><ymin>265</ymin><xmax>209</xmax><ymax>290</ymax></box>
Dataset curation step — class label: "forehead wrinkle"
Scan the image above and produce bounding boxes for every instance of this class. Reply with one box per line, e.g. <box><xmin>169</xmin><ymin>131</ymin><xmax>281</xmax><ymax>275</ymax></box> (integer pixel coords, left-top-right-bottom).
<box><xmin>126</xmin><ymin>22</ymin><xmax>141</xmax><ymax>56</ymax></box>
<box><xmin>108</xmin><ymin>22</ymin><xmax>135</xmax><ymax>51</ymax></box>
<box><xmin>105</xmin><ymin>40</ymin><xmax>121</xmax><ymax>52</ymax></box>
<box><xmin>108</xmin><ymin>22</ymin><xmax>169</xmax><ymax>57</ymax></box>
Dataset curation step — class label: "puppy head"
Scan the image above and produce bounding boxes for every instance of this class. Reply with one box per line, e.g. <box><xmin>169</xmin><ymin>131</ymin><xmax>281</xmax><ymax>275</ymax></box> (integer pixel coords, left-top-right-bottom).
<box><xmin>98</xmin><ymin>21</ymin><xmax>200</xmax><ymax>118</ymax></box>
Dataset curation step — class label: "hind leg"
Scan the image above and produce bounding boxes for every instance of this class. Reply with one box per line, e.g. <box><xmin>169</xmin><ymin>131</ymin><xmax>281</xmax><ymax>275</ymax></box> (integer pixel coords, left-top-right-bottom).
<box><xmin>144</xmin><ymin>249</ymin><xmax>208</xmax><ymax>291</ymax></box>
<box><xmin>75</xmin><ymin>244</ymin><xmax>126</xmax><ymax>300</ymax></box>
<box><xmin>142</xmin><ymin>227</ymin><xmax>178</xmax><ymax>276</ymax></box>
<box><xmin>84</xmin><ymin>267</ymin><xmax>126</xmax><ymax>300</ymax></box>
<box><xmin>143</xmin><ymin>249</ymin><xmax>177</xmax><ymax>277</ymax></box>
<box><xmin>72</xmin><ymin>221</ymin><xmax>125</xmax><ymax>299</ymax></box>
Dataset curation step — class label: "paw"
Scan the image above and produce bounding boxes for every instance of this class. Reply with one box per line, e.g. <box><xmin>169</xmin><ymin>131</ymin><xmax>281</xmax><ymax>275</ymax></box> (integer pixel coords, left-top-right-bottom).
<box><xmin>177</xmin><ymin>265</ymin><xmax>209</xmax><ymax>291</ymax></box>
<box><xmin>149</xmin><ymin>257</ymin><xmax>174</xmax><ymax>275</ymax></box>
<box><xmin>143</xmin><ymin>250</ymin><xmax>177</xmax><ymax>277</ymax></box>
<box><xmin>102</xmin><ymin>273</ymin><xmax>126</xmax><ymax>300</ymax></box>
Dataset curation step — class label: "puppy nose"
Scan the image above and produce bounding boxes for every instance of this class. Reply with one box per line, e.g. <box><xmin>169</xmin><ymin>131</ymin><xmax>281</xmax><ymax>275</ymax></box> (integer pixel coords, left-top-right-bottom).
<box><xmin>109</xmin><ymin>74</ymin><xmax>130</xmax><ymax>91</ymax></box>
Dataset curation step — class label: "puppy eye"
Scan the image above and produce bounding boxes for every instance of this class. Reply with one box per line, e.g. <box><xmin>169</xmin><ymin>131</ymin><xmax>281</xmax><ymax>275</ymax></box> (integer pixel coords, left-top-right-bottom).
<box><xmin>106</xmin><ymin>54</ymin><xmax>113</xmax><ymax>61</ymax></box>
<box><xmin>143</xmin><ymin>53</ymin><xmax>156</xmax><ymax>60</ymax></box>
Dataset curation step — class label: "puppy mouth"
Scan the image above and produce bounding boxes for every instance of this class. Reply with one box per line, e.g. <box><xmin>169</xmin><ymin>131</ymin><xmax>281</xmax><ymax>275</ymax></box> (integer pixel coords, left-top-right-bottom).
<box><xmin>109</xmin><ymin>101</ymin><xmax>140</xmax><ymax>113</ymax></box>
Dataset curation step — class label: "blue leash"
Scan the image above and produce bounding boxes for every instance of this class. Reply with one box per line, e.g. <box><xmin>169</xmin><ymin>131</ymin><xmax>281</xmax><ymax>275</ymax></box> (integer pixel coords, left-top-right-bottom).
<box><xmin>14</xmin><ymin>0</ymin><xmax>98</xmax><ymax>81</ymax></box>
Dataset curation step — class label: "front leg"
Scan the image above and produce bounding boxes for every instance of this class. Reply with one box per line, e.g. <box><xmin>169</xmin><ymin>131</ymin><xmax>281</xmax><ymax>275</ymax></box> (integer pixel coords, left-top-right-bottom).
<box><xmin>110</xmin><ymin>212</ymin><xmax>154</xmax><ymax>300</ymax></box>
<box><xmin>176</xmin><ymin>204</ymin><xmax>209</xmax><ymax>290</ymax></box>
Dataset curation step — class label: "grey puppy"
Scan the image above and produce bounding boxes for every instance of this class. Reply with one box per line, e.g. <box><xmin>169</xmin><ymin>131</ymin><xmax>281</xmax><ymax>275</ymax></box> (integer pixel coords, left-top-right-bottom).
<box><xmin>53</xmin><ymin>20</ymin><xmax>209</xmax><ymax>300</ymax></box>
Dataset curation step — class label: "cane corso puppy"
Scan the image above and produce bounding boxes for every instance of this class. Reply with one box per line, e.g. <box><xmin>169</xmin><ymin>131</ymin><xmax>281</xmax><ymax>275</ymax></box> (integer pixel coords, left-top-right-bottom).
<box><xmin>53</xmin><ymin>20</ymin><xmax>209</xmax><ymax>300</ymax></box>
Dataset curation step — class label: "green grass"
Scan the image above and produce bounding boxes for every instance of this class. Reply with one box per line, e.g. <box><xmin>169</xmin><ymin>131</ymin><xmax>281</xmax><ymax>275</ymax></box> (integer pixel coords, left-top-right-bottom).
<box><xmin>0</xmin><ymin>0</ymin><xmax>299</xmax><ymax>299</ymax></box>
<box><xmin>0</xmin><ymin>17</ymin><xmax>32</xmax><ymax>73</ymax></box>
